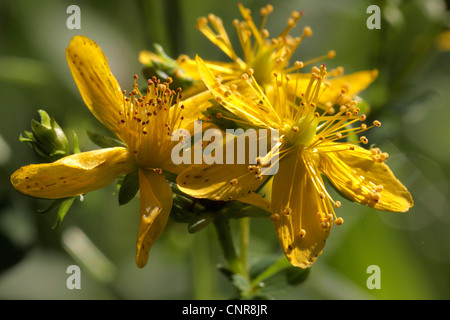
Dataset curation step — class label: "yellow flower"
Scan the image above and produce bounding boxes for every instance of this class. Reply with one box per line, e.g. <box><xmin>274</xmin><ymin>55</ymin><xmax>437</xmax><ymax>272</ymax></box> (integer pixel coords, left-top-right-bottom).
<box><xmin>168</xmin><ymin>3</ymin><xmax>378</xmax><ymax>106</ymax></box>
<box><xmin>177</xmin><ymin>57</ymin><xmax>413</xmax><ymax>268</ymax></box>
<box><xmin>10</xmin><ymin>35</ymin><xmax>199</xmax><ymax>268</ymax></box>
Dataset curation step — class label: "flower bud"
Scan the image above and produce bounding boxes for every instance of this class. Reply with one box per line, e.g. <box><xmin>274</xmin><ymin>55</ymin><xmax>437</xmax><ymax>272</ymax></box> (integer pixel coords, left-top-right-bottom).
<box><xmin>19</xmin><ymin>109</ymin><xmax>69</xmax><ymax>162</ymax></box>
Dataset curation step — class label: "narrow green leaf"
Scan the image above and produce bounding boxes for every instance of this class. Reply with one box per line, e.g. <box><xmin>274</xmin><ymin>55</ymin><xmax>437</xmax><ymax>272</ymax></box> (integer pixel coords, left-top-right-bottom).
<box><xmin>37</xmin><ymin>109</ymin><xmax>52</xmax><ymax>127</ymax></box>
<box><xmin>52</xmin><ymin>197</ymin><xmax>76</xmax><ymax>229</ymax></box>
<box><xmin>187</xmin><ymin>212</ymin><xmax>215</xmax><ymax>234</ymax></box>
<box><xmin>72</xmin><ymin>131</ymin><xmax>80</xmax><ymax>154</ymax></box>
<box><xmin>118</xmin><ymin>170</ymin><xmax>140</xmax><ymax>206</ymax></box>
<box><xmin>86</xmin><ymin>130</ymin><xmax>126</xmax><ymax>148</ymax></box>
<box><xmin>37</xmin><ymin>198</ymin><xmax>66</xmax><ymax>214</ymax></box>
<box><xmin>249</xmin><ymin>255</ymin><xmax>310</xmax><ymax>297</ymax></box>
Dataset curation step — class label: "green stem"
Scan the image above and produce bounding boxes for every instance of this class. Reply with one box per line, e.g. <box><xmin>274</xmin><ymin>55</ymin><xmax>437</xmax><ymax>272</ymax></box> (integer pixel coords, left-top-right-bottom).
<box><xmin>191</xmin><ymin>227</ymin><xmax>217</xmax><ymax>299</ymax></box>
<box><xmin>239</xmin><ymin>217</ymin><xmax>250</xmax><ymax>279</ymax></box>
<box><xmin>213</xmin><ymin>218</ymin><xmax>244</xmax><ymax>276</ymax></box>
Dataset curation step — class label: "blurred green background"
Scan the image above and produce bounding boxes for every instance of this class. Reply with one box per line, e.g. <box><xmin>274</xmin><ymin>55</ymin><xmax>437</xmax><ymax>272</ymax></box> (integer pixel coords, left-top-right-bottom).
<box><xmin>1</xmin><ymin>0</ymin><xmax>450</xmax><ymax>300</ymax></box>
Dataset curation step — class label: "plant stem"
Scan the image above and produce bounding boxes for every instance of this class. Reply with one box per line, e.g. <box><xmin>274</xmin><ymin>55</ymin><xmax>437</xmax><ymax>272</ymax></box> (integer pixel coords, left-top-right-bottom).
<box><xmin>213</xmin><ymin>217</ymin><xmax>244</xmax><ymax>276</ymax></box>
<box><xmin>239</xmin><ymin>217</ymin><xmax>250</xmax><ymax>279</ymax></box>
<box><xmin>191</xmin><ymin>227</ymin><xmax>217</xmax><ymax>299</ymax></box>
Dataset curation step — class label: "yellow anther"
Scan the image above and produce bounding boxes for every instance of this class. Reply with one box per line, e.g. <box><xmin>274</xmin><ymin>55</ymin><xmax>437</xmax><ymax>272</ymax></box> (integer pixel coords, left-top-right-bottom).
<box><xmin>299</xmin><ymin>229</ymin><xmax>306</xmax><ymax>238</ymax></box>
<box><xmin>334</xmin><ymin>201</ymin><xmax>342</xmax><ymax>209</ymax></box>
<box><xmin>216</xmin><ymin>113</ymin><xmax>223</xmax><ymax>118</ymax></box>
<box><xmin>372</xmin><ymin>192</ymin><xmax>381</xmax><ymax>201</ymax></box>
<box><xmin>370</xmin><ymin>147</ymin><xmax>380</xmax><ymax>155</ymax></box>
<box><xmin>360</xmin><ymin>136</ymin><xmax>368</xmax><ymax>144</ymax></box>
<box><xmin>303</xmin><ymin>26</ymin><xmax>313</xmax><ymax>36</ymax></box>
<box><xmin>291</xmin><ymin>10</ymin><xmax>301</xmax><ymax>20</ymax></box>
<box><xmin>321</xmin><ymin>221</ymin><xmax>330</xmax><ymax>229</ymax></box>
<box><xmin>373</xmin><ymin>120</ymin><xmax>381</xmax><ymax>127</ymax></box>
<box><xmin>282</xmin><ymin>207</ymin><xmax>292</xmax><ymax>215</ymax></box>
<box><xmin>334</xmin><ymin>217</ymin><xmax>344</xmax><ymax>226</ymax></box>
<box><xmin>287</xmin><ymin>17</ymin><xmax>296</xmax><ymax>27</ymax></box>
<box><xmin>270</xmin><ymin>213</ymin><xmax>280</xmax><ymax>221</ymax></box>
<box><xmin>295</xmin><ymin>61</ymin><xmax>304</xmax><ymax>69</ymax></box>
<box><xmin>230</xmin><ymin>178</ymin><xmax>238</xmax><ymax>185</ymax></box>
<box><xmin>328</xmin><ymin>50</ymin><xmax>336</xmax><ymax>58</ymax></box>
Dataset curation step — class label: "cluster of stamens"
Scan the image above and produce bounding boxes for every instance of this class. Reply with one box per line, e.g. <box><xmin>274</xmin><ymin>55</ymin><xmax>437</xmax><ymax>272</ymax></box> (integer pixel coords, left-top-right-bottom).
<box><xmin>247</xmin><ymin>157</ymin><xmax>265</xmax><ymax>180</ymax></box>
<box><xmin>195</xmin><ymin>3</ymin><xmax>336</xmax><ymax>85</ymax></box>
<box><xmin>117</xmin><ymin>75</ymin><xmax>185</xmax><ymax>165</ymax></box>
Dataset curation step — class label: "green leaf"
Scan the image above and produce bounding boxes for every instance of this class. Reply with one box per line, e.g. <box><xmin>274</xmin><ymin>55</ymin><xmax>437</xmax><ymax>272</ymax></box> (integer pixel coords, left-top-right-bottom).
<box><xmin>249</xmin><ymin>255</ymin><xmax>310</xmax><ymax>297</ymax></box>
<box><xmin>19</xmin><ymin>131</ymin><xmax>35</xmax><ymax>142</ymax></box>
<box><xmin>72</xmin><ymin>131</ymin><xmax>81</xmax><ymax>154</ymax></box>
<box><xmin>37</xmin><ymin>198</ymin><xmax>67</xmax><ymax>214</ymax></box>
<box><xmin>52</xmin><ymin>197</ymin><xmax>76</xmax><ymax>229</ymax></box>
<box><xmin>217</xmin><ymin>265</ymin><xmax>251</xmax><ymax>295</ymax></box>
<box><xmin>187</xmin><ymin>212</ymin><xmax>215</xmax><ymax>234</ymax></box>
<box><xmin>37</xmin><ymin>109</ymin><xmax>52</xmax><ymax>127</ymax></box>
<box><xmin>86</xmin><ymin>130</ymin><xmax>126</xmax><ymax>148</ymax></box>
<box><xmin>118</xmin><ymin>170</ymin><xmax>140</xmax><ymax>206</ymax></box>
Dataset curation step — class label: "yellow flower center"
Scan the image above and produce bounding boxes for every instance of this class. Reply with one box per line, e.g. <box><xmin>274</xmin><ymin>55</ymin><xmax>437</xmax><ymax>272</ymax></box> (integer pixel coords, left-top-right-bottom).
<box><xmin>283</xmin><ymin>115</ymin><xmax>318</xmax><ymax>148</ymax></box>
<box><xmin>117</xmin><ymin>76</ymin><xmax>185</xmax><ymax>169</ymax></box>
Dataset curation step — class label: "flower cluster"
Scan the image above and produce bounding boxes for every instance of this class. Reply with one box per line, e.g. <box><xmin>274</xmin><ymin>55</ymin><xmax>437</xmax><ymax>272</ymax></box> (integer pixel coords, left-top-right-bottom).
<box><xmin>11</xmin><ymin>4</ymin><xmax>413</xmax><ymax>270</ymax></box>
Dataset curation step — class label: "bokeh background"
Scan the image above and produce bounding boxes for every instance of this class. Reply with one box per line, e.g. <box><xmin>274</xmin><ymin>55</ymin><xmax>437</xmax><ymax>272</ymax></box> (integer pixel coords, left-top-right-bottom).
<box><xmin>1</xmin><ymin>0</ymin><xmax>450</xmax><ymax>300</ymax></box>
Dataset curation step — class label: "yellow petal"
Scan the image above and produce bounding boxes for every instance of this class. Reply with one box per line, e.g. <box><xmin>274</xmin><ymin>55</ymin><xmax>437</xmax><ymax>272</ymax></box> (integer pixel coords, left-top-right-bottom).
<box><xmin>136</xmin><ymin>168</ymin><xmax>173</xmax><ymax>268</ymax></box>
<box><xmin>287</xmin><ymin>69</ymin><xmax>378</xmax><ymax>105</ymax></box>
<box><xmin>318</xmin><ymin>144</ymin><xmax>413</xmax><ymax>212</ymax></box>
<box><xmin>196</xmin><ymin>55</ymin><xmax>281</xmax><ymax>128</ymax></box>
<box><xmin>11</xmin><ymin>147</ymin><xmax>135</xmax><ymax>199</ymax></box>
<box><xmin>177</xmin><ymin>55</ymin><xmax>238</xmax><ymax>81</ymax></box>
<box><xmin>271</xmin><ymin>149</ymin><xmax>332</xmax><ymax>268</ymax></box>
<box><xmin>177</xmin><ymin>163</ymin><xmax>266</xmax><ymax>202</ymax></box>
<box><xmin>238</xmin><ymin>191</ymin><xmax>271</xmax><ymax>211</ymax></box>
<box><xmin>320</xmin><ymin>70</ymin><xmax>378</xmax><ymax>103</ymax></box>
<box><xmin>176</xmin><ymin>89</ymin><xmax>215</xmax><ymax>125</ymax></box>
<box><xmin>66</xmin><ymin>36</ymin><xmax>124</xmax><ymax>138</ymax></box>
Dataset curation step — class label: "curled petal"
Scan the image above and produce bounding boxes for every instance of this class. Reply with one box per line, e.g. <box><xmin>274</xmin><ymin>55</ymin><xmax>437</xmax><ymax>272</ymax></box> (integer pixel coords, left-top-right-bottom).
<box><xmin>11</xmin><ymin>147</ymin><xmax>135</xmax><ymax>199</ymax></box>
<box><xmin>136</xmin><ymin>168</ymin><xmax>173</xmax><ymax>268</ymax></box>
